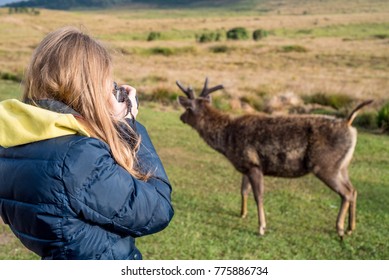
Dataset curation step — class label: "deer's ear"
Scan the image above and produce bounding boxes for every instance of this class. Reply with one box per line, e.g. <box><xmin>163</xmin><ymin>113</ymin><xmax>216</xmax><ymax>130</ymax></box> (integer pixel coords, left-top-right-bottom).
<box><xmin>178</xmin><ymin>96</ymin><xmax>194</xmax><ymax>109</ymax></box>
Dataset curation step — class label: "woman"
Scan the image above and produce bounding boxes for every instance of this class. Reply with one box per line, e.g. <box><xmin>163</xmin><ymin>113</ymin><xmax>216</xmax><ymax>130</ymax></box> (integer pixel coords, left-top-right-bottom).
<box><xmin>0</xmin><ymin>26</ymin><xmax>174</xmax><ymax>260</ymax></box>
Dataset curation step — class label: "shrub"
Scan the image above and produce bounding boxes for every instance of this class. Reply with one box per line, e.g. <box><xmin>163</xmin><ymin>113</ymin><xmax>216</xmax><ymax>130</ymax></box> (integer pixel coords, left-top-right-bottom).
<box><xmin>373</xmin><ymin>34</ymin><xmax>389</xmax><ymax>40</ymax></box>
<box><xmin>142</xmin><ymin>87</ymin><xmax>179</xmax><ymax>105</ymax></box>
<box><xmin>278</xmin><ymin>45</ymin><xmax>308</xmax><ymax>53</ymax></box>
<box><xmin>303</xmin><ymin>92</ymin><xmax>354</xmax><ymax>110</ymax></box>
<box><xmin>377</xmin><ymin>102</ymin><xmax>389</xmax><ymax>133</ymax></box>
<box><xmin>196</xmin><ymin>31</ymin><xmax>222</xmax><ymax>43</ymax></box>
<box><xmin>146</xmin><ymin>46</ymin><xmax>196</xmax><ymax>56</ymax></box>
<box><xmin>149</xmin><ymin>47</ymin><xmax>173</xmax><ymax>56</ymax></box>
<box><xmin>253</xmin><ymin>29</ymin><xmax>268</xmax><ymax>41</ymax></box>
<box><xmin>8</xmin><ymin>7</ymin><xmax>40</xmax><ymax>15</ymax></box>
<box><xmin>310</xmin><ymin>108</ymin><xmax>341</xmax><ymax>117</ymax></box>
<box><xmin>209</xmin><ymin>44</ymin><xmax>232</xmax><ymax>53</ymax></box>
<box><xmin>354</xmin><ymin>112</ymin><xmax>379</xmax><ymax>130</ymax></box>
<box><xmin>226</xmin><ymin>27</ymin><xmax>249</xmax><ymax>40</ymax></box>
<box><xmin>0</xmin><ymin>71</ymin><xmax>23</xmax><ymax>83</ymax></box>
<box><xmin>147</xmin><ymin>31</ymin><xmax>161</xmax><ymax>41</ymax></box>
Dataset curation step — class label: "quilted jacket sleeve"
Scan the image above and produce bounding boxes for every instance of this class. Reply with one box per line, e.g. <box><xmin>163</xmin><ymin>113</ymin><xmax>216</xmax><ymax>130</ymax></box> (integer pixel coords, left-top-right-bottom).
<box><xmin>62</xmin><ymin>121</ymin><xmax>174</xmax><ymax>237</ymax></box>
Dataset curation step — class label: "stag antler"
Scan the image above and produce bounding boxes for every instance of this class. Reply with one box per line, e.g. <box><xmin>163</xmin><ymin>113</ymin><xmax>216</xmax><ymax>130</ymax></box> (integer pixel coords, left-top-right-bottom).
<box><xmin>199</xmin><ymin>77</ymin><xmax>224</xmax><ymax>98</ymax></box>
<box><xmin>176</xmin><ymin>78</ymin><xmax>224</xmax><ymax>99</ymax></box>
<box><xmin>176</xmin><ymin>80</ymin><xmax>195</xmax><ymax>99</ymax></box>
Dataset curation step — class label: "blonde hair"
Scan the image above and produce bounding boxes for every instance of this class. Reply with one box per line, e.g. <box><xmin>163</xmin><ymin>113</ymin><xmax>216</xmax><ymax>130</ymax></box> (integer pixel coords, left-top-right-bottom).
<box><xmin>23</xmin><ymin>26</ymin><xmax>147</xmax><ymax>180</ymax></box>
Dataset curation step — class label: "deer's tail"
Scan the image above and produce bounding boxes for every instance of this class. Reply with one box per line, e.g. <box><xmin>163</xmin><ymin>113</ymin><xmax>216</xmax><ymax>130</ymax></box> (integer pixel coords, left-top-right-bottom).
<box><xmin>347</xmin><ymin>100</ymin><xmax>374</xmax><ymax>126</ymax></box>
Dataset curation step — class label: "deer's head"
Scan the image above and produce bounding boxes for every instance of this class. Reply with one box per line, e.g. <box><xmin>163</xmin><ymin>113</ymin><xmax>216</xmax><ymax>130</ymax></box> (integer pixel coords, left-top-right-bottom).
<box><xmin>176</xmin><ymin>78</ymin><xmax>224</xmax><ymax>126</ymax></box>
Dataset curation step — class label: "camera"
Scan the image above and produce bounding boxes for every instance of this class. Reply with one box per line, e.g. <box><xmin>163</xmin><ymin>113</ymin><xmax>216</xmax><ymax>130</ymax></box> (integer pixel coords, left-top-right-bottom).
<box><xmin>113</xmin><ymin>82</ymin><xmax>138</xmax><ymax>120</ymax></box>
<box><xmin>113</xmin><ymin>81</ymin><xmax>132</xmax><ymax>116</ymax></box>
<box><xmin>113</xmin><ymin>82</ymin><xmax>129</xmax><ymax>103</ymax></box>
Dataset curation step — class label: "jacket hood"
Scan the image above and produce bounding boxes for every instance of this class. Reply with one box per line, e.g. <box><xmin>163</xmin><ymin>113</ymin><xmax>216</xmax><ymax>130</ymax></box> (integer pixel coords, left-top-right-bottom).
<box><xmin>0</xmin><ymin>99</ymin><xmax>89</xmax><ymax>148</ymax></box>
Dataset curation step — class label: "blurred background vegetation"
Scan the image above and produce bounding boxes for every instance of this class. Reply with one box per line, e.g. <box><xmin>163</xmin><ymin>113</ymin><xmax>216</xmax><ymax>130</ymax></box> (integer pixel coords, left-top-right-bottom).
<box><xmin>0</xmin><ymin>0</ymin><xmax>389</xmax><ymax>259</ymax></box>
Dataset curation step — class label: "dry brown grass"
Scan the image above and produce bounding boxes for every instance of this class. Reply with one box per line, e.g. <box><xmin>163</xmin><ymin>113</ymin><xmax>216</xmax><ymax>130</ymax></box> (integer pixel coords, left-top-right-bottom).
<box><xmin>0</xmin><ymin>6</ymin><xmax>388</xmax><ymax>109</ymax></box>
<box><xmin>258</xmin><ymin>0</ymin><xmax>389</xmax><ymax>15</ymax></box>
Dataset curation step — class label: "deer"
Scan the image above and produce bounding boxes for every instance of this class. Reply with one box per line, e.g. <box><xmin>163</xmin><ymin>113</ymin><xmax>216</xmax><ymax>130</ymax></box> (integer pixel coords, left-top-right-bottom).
<box><xmin>176</xmin><ymin>77</ymin><xmax>373</xmax><ymax>238</ymax></box>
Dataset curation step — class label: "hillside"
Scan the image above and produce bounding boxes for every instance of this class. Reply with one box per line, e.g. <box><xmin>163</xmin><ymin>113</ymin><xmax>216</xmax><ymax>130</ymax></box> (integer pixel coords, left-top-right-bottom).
<box><xmin>5</xmin><ymin>0</ymin><xmax>389</xmax><ymax>13</ymax></box>
<box><xmin>5</xmin><ymin>0</ymin><xmax>120</xmax><ymax>10</ymax></box>
<box><xmin>4</xmin><ymin>0</ymin><xmax>241</xmax><ymax>10</ymax></box>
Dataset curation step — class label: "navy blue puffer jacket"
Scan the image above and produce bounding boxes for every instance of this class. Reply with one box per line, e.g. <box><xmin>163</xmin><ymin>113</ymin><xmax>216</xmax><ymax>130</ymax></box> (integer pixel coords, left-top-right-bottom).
<box><xmin>0</xmin><ymin>99</ymin><xmax>174</xmax><ymax>260</ymax></box>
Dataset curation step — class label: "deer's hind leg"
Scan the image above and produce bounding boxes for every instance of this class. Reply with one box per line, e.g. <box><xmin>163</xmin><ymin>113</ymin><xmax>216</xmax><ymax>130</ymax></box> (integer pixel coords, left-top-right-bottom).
<box><xmin>341</xmin><ymin>168</ymin><xmax>357</xmax><ymax>234</ymax></box>
<box><xmin>247</xmin><ymin>167</ymin><xmax>266</xmax><ymax>236</ymax></box>
<box><xmin>241</xmin><ymin>175</ymin><xmax>251</xmax><ymax>218</ymax></box>
<box><xmin>315</xmin><ymin>169</ymin><xmax>356</xmax><ymax>238</ymax></box>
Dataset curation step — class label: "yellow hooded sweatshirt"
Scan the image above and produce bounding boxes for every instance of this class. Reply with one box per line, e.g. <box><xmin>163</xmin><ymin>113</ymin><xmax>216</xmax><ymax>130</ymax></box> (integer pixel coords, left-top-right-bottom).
<box><xmin>0</xmin><ymin>99</ymin><xmax>89</xmax><ymax>148</ymax></box>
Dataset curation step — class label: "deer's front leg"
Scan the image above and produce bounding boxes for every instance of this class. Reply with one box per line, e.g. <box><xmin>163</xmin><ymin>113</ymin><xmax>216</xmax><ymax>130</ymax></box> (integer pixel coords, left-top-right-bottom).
<box><xmin>248</xmin><ymin>167</ymin><xmax>266</xmax><ymax>236</ymax></box>
<box><xmin>241</xmin><ymin>175</ymin><xmax>251</xmax><ymax>218</ymax></box>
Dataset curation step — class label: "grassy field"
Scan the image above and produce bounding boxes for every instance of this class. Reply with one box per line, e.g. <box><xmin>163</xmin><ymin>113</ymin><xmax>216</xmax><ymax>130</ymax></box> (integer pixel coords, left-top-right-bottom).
<box><xmin>1</xmin><ymin>0</ymin><xmax>389</xmax><ymax>260</ymax></box>
<box><xmin>137</xmin><ymin>106</ymin><xmax>389</xmax><ymax>260</ymax></box>
<box><xmin>1</xmin><ymin>91</ymin><xmax>389</xmax><ymax>260</ymax></box>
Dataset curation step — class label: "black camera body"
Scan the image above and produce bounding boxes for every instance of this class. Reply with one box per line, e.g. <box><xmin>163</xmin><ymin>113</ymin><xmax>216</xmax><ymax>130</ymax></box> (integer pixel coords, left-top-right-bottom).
<box><xmin>113</xmin><ymin>82</ymin><xmax>138</xmax><ymax>121</ymax></box>
<box><xmin>113</xmin><ymin>82</ymin><xmax>129</xmax><ymax>103</ymax></box>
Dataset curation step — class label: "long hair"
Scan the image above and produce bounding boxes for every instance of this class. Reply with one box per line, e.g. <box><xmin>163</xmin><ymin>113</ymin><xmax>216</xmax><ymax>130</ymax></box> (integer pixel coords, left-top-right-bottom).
<box><xmin>23</xmin><ymin>26</ymin><xmax>147</xmax><ymax>180</ymax></box>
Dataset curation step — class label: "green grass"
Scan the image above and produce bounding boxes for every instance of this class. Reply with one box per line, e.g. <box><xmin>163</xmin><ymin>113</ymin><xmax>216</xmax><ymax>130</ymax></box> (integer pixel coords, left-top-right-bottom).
<box><xmin>1</xmin><ymin>80</ymin><xmax>389</xmax><ymax>260</ymax></box>
<box><xmin>4</xmin><ymin>54</ymin><xmax>389</xmax><ymax>258</ymax></box>
<box><xmin>136</xmin><ymin>106</ymin><xmax>389</xmax><ymax>260</ymax></box>
<box><xmin>0</xmin><ymin>80</ymin><xmax>23</xmax><ymax>101</ymax></box>
<box><xmin>275</xmin><ymin>22</ymin><xmax>389</xmax><ymax>40</ymax></box>
<box><xmin>101</xmin><ymin>22</ymin><xmax>389</xmax><ymax>43</ymax></box>
<box><xmin>99</xmin><ymin>21</ymin><xmax>389</xmax><ymax>44</ymax></box>
<box><xmin>1</xmin><ymin>0</ymin><xmax>389</xmax><ymax>260</ymax></box>
<box><xmin>99</xmin><ymin>29</ymin><xmax>199</xmax><ymax>42</ymax></box>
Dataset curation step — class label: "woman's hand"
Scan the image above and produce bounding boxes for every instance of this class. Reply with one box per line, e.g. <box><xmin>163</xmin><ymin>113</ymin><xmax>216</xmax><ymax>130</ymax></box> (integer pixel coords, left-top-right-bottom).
<box><xmin>109</xmin><ymin>84</ymin><xmax>139</xmax><ymax>120</ymax></box>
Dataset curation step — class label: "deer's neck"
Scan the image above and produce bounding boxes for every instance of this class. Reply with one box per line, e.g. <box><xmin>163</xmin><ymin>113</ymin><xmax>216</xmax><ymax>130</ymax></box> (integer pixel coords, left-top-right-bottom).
<box><xmin>196</xmin><ymin>106</ymin><xmax>231</xmax><ymax>154</ymax></box>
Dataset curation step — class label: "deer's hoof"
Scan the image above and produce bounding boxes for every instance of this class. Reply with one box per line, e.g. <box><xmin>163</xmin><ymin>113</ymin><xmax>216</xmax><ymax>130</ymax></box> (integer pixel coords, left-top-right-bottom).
<box><xmin>241</xmin><ymin>213</ymin><xmax>247</xmax><ymax>219</ymax></box>
<box><xmin>258</xmin><ymin>227</ymin><xmax>266</xmax><ymax>236</ymax></box>
<box><xmin>347</xmin><ymin>224</ymin><xmax>355</xmax><ymax>235</ymax></box>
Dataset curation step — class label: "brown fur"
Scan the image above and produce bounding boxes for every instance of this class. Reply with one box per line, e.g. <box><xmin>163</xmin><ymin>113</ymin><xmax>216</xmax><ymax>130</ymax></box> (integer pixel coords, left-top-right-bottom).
<box><xmin>177</xmin><ymin>79</ymin><xmax>372</xmax><ymax>237</ymax></box>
